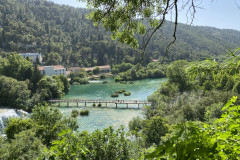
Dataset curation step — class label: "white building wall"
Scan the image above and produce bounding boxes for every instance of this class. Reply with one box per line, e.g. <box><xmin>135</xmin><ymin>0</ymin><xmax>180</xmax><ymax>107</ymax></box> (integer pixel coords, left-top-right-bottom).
<box><xmin>44</xmin><ymin>66</ymin><xmax>55</xmax><ymax>77</ymax></box>
<box><xmin>41</xmin><ymin>66</ymin><xmax>66</xmax><ymax>77</ymax></box>
<box><xmin>19</xmin><ymin>53</ymin><xmax>42</xmax><ymax>63</ymax></box>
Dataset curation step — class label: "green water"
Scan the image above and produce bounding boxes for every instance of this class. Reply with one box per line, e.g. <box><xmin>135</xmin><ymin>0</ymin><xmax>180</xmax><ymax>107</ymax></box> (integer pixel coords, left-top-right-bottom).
<box><xmin>60</xmin><ymin>78</ymin><xmax>166</xmax><ymax>132</ymax></box>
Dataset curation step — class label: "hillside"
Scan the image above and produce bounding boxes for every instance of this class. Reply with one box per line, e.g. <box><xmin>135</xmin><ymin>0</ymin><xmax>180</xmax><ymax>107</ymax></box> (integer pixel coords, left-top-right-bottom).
<box><xmin>0</xmin><ymin>0</ymin><xmax>240</xmax><ymax>66</ymax></box>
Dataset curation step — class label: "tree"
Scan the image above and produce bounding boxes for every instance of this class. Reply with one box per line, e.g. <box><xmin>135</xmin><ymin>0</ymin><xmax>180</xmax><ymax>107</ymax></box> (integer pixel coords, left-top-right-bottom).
<box><xmin>142</xmin><ymin>116</ymin><xmax>169</xmax><ymax>147</ymax></box>
<box><xmin>93</xmin><ymin>66</ymin><xmax>101</xmax><ymax>74</ymax></box>
<box><xmin>47</xmin><ymin>127</ymin><xmax>132</xmax><ymax>159</ymax></box>
<box><xmin>30</xmin><ymin>64</ymin><xmax>43</xmax><ymax>92</ymax></box>
<box><xmin>1</xmin><ymin>130</ymin><xmax>46</xmax><ymax>160</ymax></box>
<box><xmin>81</xmin><ymin>0</ymin><xmax>198</xmax><ymax>50</ymax></box>
<box><xmin>36</xmin><ymin>76</ymin><xmax>63</xmax><ymax>100</ymax></box>
<box><xmin>146</xmin><ymin>96</ymin><xmax>240</xmax><ymax>159</ymax></box>
<box><xmin>45</xmin><ymin>52</ymin><xmax>62</xmax><ymax>65</ymax></box>
<box><xmin>58</xmin><ymin>74</ymin><xmax>70</xmax><ymax>93</ymax></box>
<box><xmin>0</xmin><ymin>53</ymin><xmax>33</xmax><ymax>81</ymax></box>
<box><xmin>0</xmin><ymin>76</ymin><xmax>31</xmax><ymax>109</ymax></box>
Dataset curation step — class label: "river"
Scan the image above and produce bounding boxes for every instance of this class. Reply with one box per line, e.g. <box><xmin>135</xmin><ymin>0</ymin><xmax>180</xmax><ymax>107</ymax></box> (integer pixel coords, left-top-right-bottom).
<box><xmin>60</xmin><ymin>78</ymin><xmax>166</xmax><ymax>132</ymax></box>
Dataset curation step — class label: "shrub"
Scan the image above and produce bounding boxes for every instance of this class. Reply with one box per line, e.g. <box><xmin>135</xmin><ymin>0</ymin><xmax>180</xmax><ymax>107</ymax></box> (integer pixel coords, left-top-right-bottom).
<box><xmin>118</xmin><ymin>89</ymin><xmax>126</xmax><ymax>93</ymax></box>
<box><xmin>115</xmin><ymin>76</ymin><xmax>123</xmax><ymax>82</ymax></box>
<box><xmin>79</xmin><ymin>110</ymin><xmax>89</xmax><ymax>116</ymax></box>
<box><xmin>124</xmin><ymin>92</ymin><xmax>131</xmax><ymax>96</ymax></box>
<box><xmin>72</xmin><ymin>82</ymin><xmax>80</xmax><ymax>85</ymax></box>
<box><xmin>100</xmin><ymin>74</ymin><xmax>106</xmax><ymax>79</ymax></box>
<box><xmin>98</xmin><ymin>103</ymin><xmax>102</xmax><ymax>107</ymax></box>
<box><xmin>128</xmin><ymin>116</ymin><xmax>143</xmax><ymax>136</ymax></box>
<box><xmin>111</xmin><ymin>93</ymin><xmax>119</xmax><ymax>97</ymax></box>
<box><xmin>93</xmin><ymin>103</ymin><xmax>96</xmax><ymax>107</ymax></box>
<box><xmin>71</xmin><ymin>109</ymin><xmax>79</xmax><ymax>118</ymax></box>
<box><xmin>93</xmin><ymin>67</ymin><xmax>101</xmax><ymax>74</ymax></box>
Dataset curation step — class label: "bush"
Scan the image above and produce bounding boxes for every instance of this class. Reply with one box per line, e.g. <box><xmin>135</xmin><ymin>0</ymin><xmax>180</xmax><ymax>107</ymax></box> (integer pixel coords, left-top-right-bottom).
<box><xmin>128</xmin><ymin>117</ymin><xmax>143</xmax><ymax>136</ymax></box>
<box><xmin>100</xmin><ymin>74</ymin><xmax>106</xmax><ymax>79</ymax></box>
<box><xmin>93</xmin><ymin>67</ymin><xmax>101</xmax><ymax>74</ymax></box>
<box><xmin>71</xmin><ymin>109</ymin><xmax>79</xmax><ymax>118</ymax></box>
<box><xmin>124</xmin><ymin>92</ymin><xmax>131</xmax><ymax>96</ymax></box>
<box><xmin>115</xmin><ymin>76</ymin><xmax>123</xmax><ymax>82</ymax></box>
<box><xmin>72</xmin><ymin>77</ymin><xmax>89</xmax><ymax>84</ymax></box>
<box><xmin>79</xmin><ymin>110</ymin><xmax>89</xmax><ymax>116</ymax></box>
<box><xmin>93</xmin><ymin>103</ymin><xmax>96</xmax><ymax>107</ymax></box>
<box><xmin>111</xmin><ymin>93</ymin><xmax>119</xmax><ymax>97</ymax></box>
<box><xmin>118</xmin><ymin>89</ymin><xmax>126</xmax><ymax>93</ymax></box>
<box><xmin>98</xmin><ymin>103</ymin><xmax>102</xmax><ymax>107</ymax></box>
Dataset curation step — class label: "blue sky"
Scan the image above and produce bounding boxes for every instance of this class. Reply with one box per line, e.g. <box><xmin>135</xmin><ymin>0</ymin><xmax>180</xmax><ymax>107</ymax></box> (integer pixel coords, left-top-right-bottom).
<box><xmin>50</xmin><ymin>0</ymin><xmax>240</xmax><ymax>31</ymax></box>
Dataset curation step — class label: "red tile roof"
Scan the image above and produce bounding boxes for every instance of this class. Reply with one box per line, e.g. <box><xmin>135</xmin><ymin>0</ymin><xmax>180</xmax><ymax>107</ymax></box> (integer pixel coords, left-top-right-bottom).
<box><xmin>53</xmin><ymin>65</ymin><xmax>65</xmax><ymax>69</ymax></box>
<box><xmin>68</xmin><ymin>65</ymin><xmax>111</xmax><ymax>72</ymax></box>
<box><xmin>38</xmin><ymin>66</ymin><xmax>44</xmax><ymax>71</ymax></box>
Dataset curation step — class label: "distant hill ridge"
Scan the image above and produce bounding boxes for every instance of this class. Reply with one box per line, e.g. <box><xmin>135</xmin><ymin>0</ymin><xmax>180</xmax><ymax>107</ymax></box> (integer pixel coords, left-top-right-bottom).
<box><xmin>0</xmin><ymin>0</ymin><xmax>240</xmax><ymax>66</ymax></box>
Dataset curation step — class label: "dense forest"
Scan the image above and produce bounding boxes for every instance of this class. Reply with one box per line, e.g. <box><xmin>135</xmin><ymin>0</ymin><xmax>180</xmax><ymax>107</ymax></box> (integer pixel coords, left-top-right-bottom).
<box><xmin>1</xmin><ymin>0</ymin><xmax>240</xmax><ymax>67</ymax></box>
<box><xmin>1</xmin><ymin>0</ymin><xmax>240</xmax><ymax>159</ymax></box>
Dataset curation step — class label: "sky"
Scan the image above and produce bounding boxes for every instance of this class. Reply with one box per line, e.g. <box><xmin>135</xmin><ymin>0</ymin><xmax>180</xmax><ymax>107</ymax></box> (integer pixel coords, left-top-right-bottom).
<box><xmin>49</xmin><ymin>0</ymin><xmax>240</xmax><ymax>31</ymax></box>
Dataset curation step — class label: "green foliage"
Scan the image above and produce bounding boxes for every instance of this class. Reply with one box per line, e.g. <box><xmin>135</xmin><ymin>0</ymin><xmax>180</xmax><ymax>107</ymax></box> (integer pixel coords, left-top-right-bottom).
<box><xmin>48</xmin><ymin>127</ymin><xmax>132</xmax><ymax>159</ymax></box>
<box><xmin>71</xmin><ymin>109</ymin><xmax>79</xmax><ymax>118</ymax></box>
<box><xmin>100</xmin><ymin>74</ymin><xmax>106</xmax><ymax>79</ymax></box>
<box><xmin>142</xmin><ymin>116</ymin><xmax>169</xmax><ymax>147</ymax></box>
<box><xmin>93</xmin><ymin>66</ymin><xmax>101</xmax><ymax>74</ymax></box>
<box><xmin>111</xmin><ymin>93</ymin><xmax>119</xmax><ymax>97</ymax></box>
<box><xmin>146</xmin><ymin>96</ymin><xmax>240</xmax><ymax>159</ymax></box>
<box><xmin>124</xmin><ymin>92</ymin><xmax>131</xmax><ymax>96</ymax></box>
<box><xmin>112</xmin><ymin>63</ymin><xmax>133</xmax><ymax>74</ymax></box>
<box><xmin>30</xmin><ymin>63</ymin><xmax>43</xmax><ymax>92</ymax></box>
<box><xmin>4</xmin><ymin>118</ymin><xmax>35</xmax><ymax>140</ymax></box>
<box><xmin>72</xmin><ymin>77</ymin><xmax>89</xmax><ymax>85</ymax></box>
<box><xmin>115</xmin><ymin>89</ymin><xmax>126</xmax><ymax>94</ymax></box>
<box><xmin>0</xmin><ymin>75</ymin><xmax>31</xmax><ymax>109</ymax></box>
<box><xmin>115</xmin><ymin>62</ymin><xmax>167</xmax><ymax>81</ymax></box>
<box><xmin>29</xmin><ymin>104</ymin><xmax>78</xmax><ymax>146</ymax></box>
<box><xmin>167</xmin><ymin>60</ymin><xmax>191</xmax><ymax>92</ymax></box>
<box><xmin>79</xmin><ymin>110</ymin><xmax>89</xmax><ymax>116</ymax></box>
<box><xmin>1</xmin><ymin>0</ymin><xmax>240</xmax><ymax>66</ymax></box>
<box><xmin>0</xmin><ymin>53</ymin><xmax>33</xmax><ymax>81</ymax></box>
<box><xmin>45</xmin><ymin>52</ymin><xmax>62</xmax><ymax>65</ymax></box>
<box><xmin>59</xmin><ymin>74</ymin><xmax>70</xmax><ymax>93</ymax></box>
<box><xmin>0</xmin><ymin>130</ymin><xmax>46</xmax><ymax>160</ymax></box>
<box><xmin>128</xmin><ymin>116</ymin><xmax>143</xmax><ymax>136</ymax></box>
<box><xmin>37</xmin><ymin>76</ymin><xmax>64</xmax><ymax>100</ymax></box>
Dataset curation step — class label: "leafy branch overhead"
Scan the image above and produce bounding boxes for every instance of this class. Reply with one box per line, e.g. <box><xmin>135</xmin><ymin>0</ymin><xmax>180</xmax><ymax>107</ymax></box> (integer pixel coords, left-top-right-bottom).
<box><xmin>80</xmin><ymin>0</ymin><xmax>199</xmax><ymax>50</ymax></box>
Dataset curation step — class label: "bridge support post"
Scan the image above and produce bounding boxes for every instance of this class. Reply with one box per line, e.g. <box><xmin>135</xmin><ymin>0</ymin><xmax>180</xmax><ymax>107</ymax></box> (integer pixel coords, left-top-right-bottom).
<box><xmin>115</xmin><ymin>103</ymin><xmax>117</xmax><ymax>109</ymax></box>
<box><xmin>138</xmin><ymin>104</ymin><xmax>140</xmax><ymax>109</ymax></box>
<box><xmin>85</xmin><ymin>102</ymin><xmax>86</xmax><ymax>107</ymax></box>
<box><xmin>77</xmin><ymin>102</ymin><xmax>78</xmax><ymax>107</ymax></box>
<box><xmin>106</xmin><ymin>103</ymin><xmax>107</xmax><ymax>107</ymax></box>
<box><xmin>126</xmin><ymin>103</ymin><xmax>128</xmax><ymax>109</ymax></box>
<box><xmin>58</xmin><ymin>102</ymin><xmax>60</xmax><ymax>107</ymax></box>
<box><xmin>67</xmin><ymin>102</ymin><xmax>69</xmax><ymax>107</ymax></box>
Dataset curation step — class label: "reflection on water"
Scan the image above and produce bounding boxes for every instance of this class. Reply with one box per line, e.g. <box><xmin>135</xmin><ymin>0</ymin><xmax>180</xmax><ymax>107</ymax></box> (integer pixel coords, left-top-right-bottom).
<box><xmin>60</xmin><ymin>78</ymin><xmax>166</xmax><ymax>132</ymax></box>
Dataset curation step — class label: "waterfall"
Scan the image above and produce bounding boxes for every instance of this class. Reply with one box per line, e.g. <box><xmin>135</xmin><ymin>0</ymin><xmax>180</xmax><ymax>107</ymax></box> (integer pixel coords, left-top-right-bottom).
<box><xmin>0</xmin><ymin>109</ymin><xmax>29</xmax><ymax>133</ymax></box>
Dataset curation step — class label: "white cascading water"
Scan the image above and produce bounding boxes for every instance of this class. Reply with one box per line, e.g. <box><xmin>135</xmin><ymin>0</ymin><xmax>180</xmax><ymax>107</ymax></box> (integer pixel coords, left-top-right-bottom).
<box><xmin>0</xmin><ymin>109</ymin><xmax>29</xmax><ymax>133</ymax></box>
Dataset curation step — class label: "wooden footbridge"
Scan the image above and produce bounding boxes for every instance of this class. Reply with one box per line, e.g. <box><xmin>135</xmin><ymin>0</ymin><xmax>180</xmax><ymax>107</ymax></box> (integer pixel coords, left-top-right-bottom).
<box><xmin>48</xmin><ymin>99</ymin><xmax>151</xmax><ymax>109</ymax></box>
